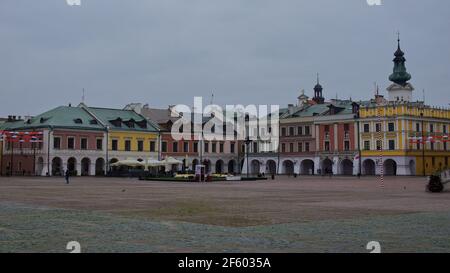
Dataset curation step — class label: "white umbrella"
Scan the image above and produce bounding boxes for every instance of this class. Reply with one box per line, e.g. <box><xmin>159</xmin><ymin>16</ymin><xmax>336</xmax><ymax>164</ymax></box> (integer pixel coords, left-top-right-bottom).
<box><xmin>111</xmin><ymin>159</ymin><xmax>145</xmax><ymax>167</ymax></box>
<box><xmin>163</xmin><ymin>157</ymin><xmax>183</xmax><ymax>165</ymax></box>
<box><xmin>146</xmin><ymin>158</ymin><xmax>165</xmax><ymax>168</ymax></box>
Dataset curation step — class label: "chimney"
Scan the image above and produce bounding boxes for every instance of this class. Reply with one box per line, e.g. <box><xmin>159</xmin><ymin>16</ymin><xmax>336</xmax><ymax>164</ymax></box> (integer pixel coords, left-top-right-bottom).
<box><xmin>288</xmin><ymin>104</ymin><xmax>295</xmax><ymax>114</ymax></box>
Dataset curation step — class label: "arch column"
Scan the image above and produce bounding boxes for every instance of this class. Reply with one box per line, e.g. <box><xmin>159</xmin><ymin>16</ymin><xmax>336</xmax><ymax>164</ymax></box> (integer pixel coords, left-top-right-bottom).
<box><xmin>260</xmin><ymin>162</ymin><xmax>267</xmax><ymax>174</ymax></box>
<box><xmin>89</xmin><ymin>162</ymin><xmax>96</xmax><ymax>176</ymax></box>
<box><xmin>332</xmin><ymin>156</ymin><xmax>339</xmax><ymax>175</ymax></box>
<box><xmin>76</xmin><ymin>161</ymin><xmax>82</xmax><ymax>176</ymax></box>
<box><xmin>41</xmin><ymin>162</ymin><xmax>49</xmax><ymax>176</ymax></box>
<box><xmin>294</xmin><ymin>161</ymin><xmax>300</xmax><ymax>174</ymax></box>
<box><xmin>314</xmin><ymin>157</ymin><xmax>321</xmax><ymax>175</ymax></box>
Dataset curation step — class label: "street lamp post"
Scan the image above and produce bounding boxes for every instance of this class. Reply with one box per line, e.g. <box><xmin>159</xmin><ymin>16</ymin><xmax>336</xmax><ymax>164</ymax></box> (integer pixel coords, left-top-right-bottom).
<box><xmin>244</xmin><ymin>136</ymin><xmax>252</xmax><ymax>178</ymax></box>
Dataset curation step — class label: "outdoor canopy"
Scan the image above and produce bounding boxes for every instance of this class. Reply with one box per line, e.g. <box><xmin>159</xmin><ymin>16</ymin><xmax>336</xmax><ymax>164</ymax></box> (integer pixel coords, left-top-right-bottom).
<box><xmin>110</xmin><ymin>158</ymin><xmax>183</xmax><ymax>168</ymax></box>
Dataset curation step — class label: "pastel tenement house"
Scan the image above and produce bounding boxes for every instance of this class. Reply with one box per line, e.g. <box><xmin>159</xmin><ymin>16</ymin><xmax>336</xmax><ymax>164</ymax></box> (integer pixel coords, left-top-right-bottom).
<box><xmin>242</xmin><ymin>80</ymin><xmax>359</xmax><ymax>176</ymax></box>
<box><xmin>0</xmin><ymin>104</ymin><xmax>159</xmax><ymax>176</ymax></box>
<box><xmin>126</xmin><ymin>103</ymin><xmax>241</xmax><ymax>174</ymax></box>
<box><xmin>243</xmin><ymin>38</ymin><xmax>450</xmax><ymax>176</ymax></box>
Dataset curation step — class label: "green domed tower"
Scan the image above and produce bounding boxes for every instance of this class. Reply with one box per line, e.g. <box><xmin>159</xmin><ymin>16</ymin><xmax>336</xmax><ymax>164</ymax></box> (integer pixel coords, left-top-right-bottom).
<box><xmin>389</xmin><ymin>36</ymin><xmax>412</xmax><ymax>86</ymax></box>
<box><xmin>386</xmin><ymin>35</ymin><xmax>414</xmax><ymax>102</ymax></box>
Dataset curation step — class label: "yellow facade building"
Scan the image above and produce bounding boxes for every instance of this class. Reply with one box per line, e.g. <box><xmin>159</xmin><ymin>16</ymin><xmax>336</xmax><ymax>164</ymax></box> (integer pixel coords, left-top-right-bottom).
<box><xmin>82</xmin><ymin>105</ymin><xmax>160</xmax><ymax>166</ymax></box>
<box><xmin>358</xmin><ymin>38</ymin><xmax>450</xmax><ymax>176</ymax></box>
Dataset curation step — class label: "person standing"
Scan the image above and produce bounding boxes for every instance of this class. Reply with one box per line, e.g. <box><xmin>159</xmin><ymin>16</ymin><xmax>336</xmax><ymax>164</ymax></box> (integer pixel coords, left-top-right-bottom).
<box><xmin>65</xmin><ymin>169</ymin><xmax>70</xmax><ymax>184</ymax></box>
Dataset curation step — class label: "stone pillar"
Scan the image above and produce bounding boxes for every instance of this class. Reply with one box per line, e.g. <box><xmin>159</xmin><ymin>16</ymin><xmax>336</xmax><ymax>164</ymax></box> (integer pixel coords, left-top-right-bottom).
<box><xmin>294</xmin><ymin>161</ymin><xmax>301</xmax><ymax>175</ymax></box>
<box><xmin>314</xmin><ymin>157</ymin><xmax>321</xmax><ymax>175</ymax></box>
<box><xmin>41</xmin><ymin>162</ymin><xmax>49</xmax><ymax>176</ymax></box>
<box><xmin>260</xmin><ymin>162</ymin><xmax>267</xmax><ymax>175</ymax></box>
<box><xmin>332</xmin><ymin>156</ymin><xmax>339</xmax><ymax>175</ymax></box>
<box><xmin>89</xmin><ymin>162</ymin><xmax>96</xmax><ymax>176</ymax></box>
<box><xmin>76</xmin><ymin>162</ymin><xmax>82</xmax><ymax>176</ymax></box>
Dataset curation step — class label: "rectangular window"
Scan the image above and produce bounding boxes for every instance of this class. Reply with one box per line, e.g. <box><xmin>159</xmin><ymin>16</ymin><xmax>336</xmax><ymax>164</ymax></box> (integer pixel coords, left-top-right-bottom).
<box><xmin>289</xmin><ymin>127</ymin><xmax>295</xmax><ymax>136</ymax></box>
<box><xmin>172</xmin><ymin>142</ymin><xmax>178</xmax><ymax>152</ymax></box>
<box><xmin>376</xmin><ymin>140</ymin><xmax>383</xmax><ymax>150</ymax></box>
<box><xmin>388</xmin><ymin>123</ymin><xmax>395</xmax><ymax>132</ymax></box>
<box><xmin>305</xmin><ymin>142</ymin><xmax>310</xmax><ymax>152</ymax></box>
<box><xmin>112</xmin><ymin>139</ymin><xmax>118</xmax><ymax>151</ymax></box>
<box><xmin>389</xmin><ymin>140</ymin><xmax>395</xmax><ymax>150</ymax></box>
<box><xmin>298</xmin><ymin>142</ymin><xmax>303</xmax><ymax>152</ymax></box>
<box><xmin>289</xmin><ymin>143</ymin><xmax>294</xmax><ymax>152</ymax></box>
<box><xmin>281</xmin><ymin>143</ymin><xmax>286</xmax><ymax>153</ymax></box>
<box><xmin>324</xmin><ymin>141</ymin><xmax>330</xmax><ymax>151</ymax></box>
<box><xmin>444</xmin><ymin>142</ymin><xmax>447</xmax><ymax>151</ymax></box>
<box><xmin>81</xmin><ymin>138</ymin><xmax>88</xmax><ymax>150</ymax></box>
<box><xmin>363</xmin><ymin>124</ymin><xmax>370</xmax><ymax>133</ymax></box>
<box><xmin>298</xmin><ymin>126</ymin><xmax>303</xmax><ymax>135</ymax></box>
<box><xmin>364</xmin><ymin>140</ymin><xmax>370</xmax><ymax>151</ymax></box>
<box><xmin>161</xmin><ymin>141</ymin><xmax>167</xmax><ymax>152</ymax></box>
<box><xmin>67</xmin><ymin>137</ymin><xmax>75</xmax><ymax>150</ymax></box>
<box><xmin>212</xmin><ymin>142</ymin><xmax>217</xmax><ymax>153</ymax></box>
<box><xmin>430</xmin><ymin>142</ymin><xmax>434</xmax><ymax>151</ymax></box>
<box><xmin>344</xmin><ymin>140</ymin><xmax>350</xmax><ymax>151</ymax></box>
<box><xmin>416</xmin><ymin>123</ymin><xmax>420</xmax><ymax>132</ymax></box>
<box><xmin>96</xmin><ymin>139</ymin><xmax>103</xmax><ymax>150</ymax></box>
<box><xmin>204</xmin><ymin>142</ymin><xmax>209</xmax><ymax>153</ymax></box>
<box><xmin>219</xmin><ymin>143</ymin><xmax>224</xmax><ymax>153</ymax></box>
<box><xmin>429</xmin><ymin>124</ymin><xmax>434</xmax><ymax>133</ymax></box>
<box><xmin>230</xmin><ymin>142</ymin><xmax>235</xmax><ymax>153</ymax></box>
<box><xmin>375</xmin><ymin>123</ymin><xmax>382</xmax><ymax>132</ymax></box>
<box><xmin>183</xmin><ymin>142</ymin><xmax>189</xmax><ymax>153</ymax></box>
<box><xmin>305</xmin><ymin>126</ymin><xmax>311</xmax><ymax>135</ymax></box>
<box><xmin>124</xmin><ymin>140</ymin><xmax>131</xmax><ymax>151</ymax></box>
<box><xmin>281</xmin><ymin>127</ymin><xmax>286</xmax><ymax>137</ymax></box>
<box><xmin>193</xmin><ymin>142</ymin><xmax>198</xmax><ymax>153</ymax></box>
<box><xmin>149</xmin><ymin>141</ymin><xmax>156</xmax><ymax>152</ymax></box>
<box><xmin>443</xmin><ymin>125</ymin><xmax>447</xmax><ymax>134</ymax></box>
<box><xmin>253</xmin><ymin>142</ymin><xmax>258</xmax><ymax>153</ymax></box>
<box><xmin>137</xmin><ymin>140</ymin><xmax>144</xmax><ymax>152</ymax></box>
<box><xmin>417</xmin><ymin>142</ymin><xmax>421</xmax><ymax>150</ymax></box>
<box><xmin>53</xmin><ymin>137</ymin><xmax>61</xmax><ymax>149</ymax></box>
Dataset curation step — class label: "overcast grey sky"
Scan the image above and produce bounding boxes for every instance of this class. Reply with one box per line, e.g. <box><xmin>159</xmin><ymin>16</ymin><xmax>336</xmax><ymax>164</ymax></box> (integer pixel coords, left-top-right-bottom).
<box><xmin>0</xmin><ymin>0</ymin><xmax>449</xmax><ymax>116</ymax></box>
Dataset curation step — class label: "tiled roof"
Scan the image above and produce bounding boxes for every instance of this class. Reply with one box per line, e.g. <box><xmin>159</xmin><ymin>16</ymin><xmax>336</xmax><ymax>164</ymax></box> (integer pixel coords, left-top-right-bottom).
<box><xmin>87</xmin><ymin>107</ymin><xmax>159</xmax><ymax>132</ymax></box>
<box><xmin>0</xmin><ymin>106</ymin><xmax>105</xmax><ymax>131</ymax></box>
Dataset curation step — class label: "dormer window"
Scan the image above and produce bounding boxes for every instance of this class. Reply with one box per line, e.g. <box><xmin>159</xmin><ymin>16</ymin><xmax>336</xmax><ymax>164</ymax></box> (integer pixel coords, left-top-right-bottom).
<box><xmin>136</xmin><ymin>120</ymin><xmax>147</xmax><ymax>129</ymax></box>
<box><xmin>109</xmin><ymin>118</ymin><xmax>122</xmax><ymax>127</ymax></box>
<box><xmin>124</xmin><ymin>119</ymin><xmax>135</xmax><ymax>128</ymax></box>
<box><xmin>74</xmin><ymin>118</ymin><xmax>83</xmax><ymax>124</ymax></box>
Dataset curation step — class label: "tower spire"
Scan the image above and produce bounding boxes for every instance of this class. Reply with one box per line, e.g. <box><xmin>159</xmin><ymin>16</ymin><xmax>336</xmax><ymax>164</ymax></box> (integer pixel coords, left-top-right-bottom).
<box><xmin>389</xmin><ymin>33</ymin><xmax>411</xmax><ymax>86</ymax></box>
<box><xmin>313</xmin><ymin>73</ymin><xmax>325</xmax><ymax>104</ymax></box>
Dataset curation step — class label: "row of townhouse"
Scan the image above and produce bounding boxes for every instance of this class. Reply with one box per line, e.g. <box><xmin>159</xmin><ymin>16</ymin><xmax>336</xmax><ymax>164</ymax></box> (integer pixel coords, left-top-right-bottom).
<box><xmin>0</xmin><ymin>103</ymin><xmax>241</xmax><ymax>176</ymax></box>
<box><xmin>0</xmin><ymin>104</ymin><xmax>160</xmax><ymax>176</ymax></box>
<box><xmin>126</xmin><ymin>104</ymin><xmax>241</xmax><ymax>175</ymax></box>
<box><xmin>1</xmin><ymin>38</ymin><xmax>449</xmax><ymax>177</ymax></box>
<box><xmin>242</xmin><ymin>38</ymin><xmax>450</xmax><ymax>176</ymax></box>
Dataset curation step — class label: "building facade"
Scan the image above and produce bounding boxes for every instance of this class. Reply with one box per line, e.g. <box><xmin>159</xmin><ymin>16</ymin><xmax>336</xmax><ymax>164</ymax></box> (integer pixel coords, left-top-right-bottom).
<box><xmin>0</xmin><ymin>104</ymin><xmax>160</xmax><ymax>176</ymax></box>
<box><xmin>126</xmin><ymin>104</ymin><xmax>240</xmax><ymax>174</ymax></box>
<box><xmin>358</xmin><ymin>38</ymin><xmax>450</xmax><ymax>176</ymax></box>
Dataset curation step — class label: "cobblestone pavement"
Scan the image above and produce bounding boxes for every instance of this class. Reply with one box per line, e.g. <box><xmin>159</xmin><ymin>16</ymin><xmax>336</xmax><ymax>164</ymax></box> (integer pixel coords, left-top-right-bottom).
<box><xmin>0</xmin><ymin>176</ymin><xmax>449</xmax><ymax>252</ymax></box>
